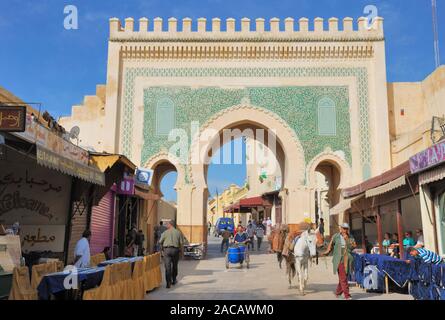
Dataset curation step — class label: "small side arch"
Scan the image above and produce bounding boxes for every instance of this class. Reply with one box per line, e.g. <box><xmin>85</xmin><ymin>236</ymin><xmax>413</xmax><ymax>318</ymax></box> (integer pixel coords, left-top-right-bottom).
<box><xmin>306</xmin><ymin>149</ymin><xmax>351</xmax><ymax>189</ymax></box>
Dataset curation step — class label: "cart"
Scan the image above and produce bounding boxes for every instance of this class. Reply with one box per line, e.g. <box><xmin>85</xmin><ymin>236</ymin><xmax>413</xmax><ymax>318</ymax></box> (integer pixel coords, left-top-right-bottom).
<box><xmin>225</xmin><ymin>242</ymin><xmax>249</xmax><ymax>269</ymax></box>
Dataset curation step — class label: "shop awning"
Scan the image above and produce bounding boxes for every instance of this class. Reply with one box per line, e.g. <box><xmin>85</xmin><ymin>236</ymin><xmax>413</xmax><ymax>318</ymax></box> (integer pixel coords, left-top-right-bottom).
<box><xmin>330</xmin><ymin>194</ymin><xmax>365</xmax><ymax>216</ymax></box>
<box><xmin>239</xmin><ymin>196</ymin><xmax>271</xmax><ymax>207</ymax></box>
<box><xmin>365</xmin><ymin>175</ymin><xmax>406</xmax><ymax>198</ymax></box>
<box><xmin>419</xmin><ymin>165</ymin><xmax>445</xmax><ymax>185</ymax></box>
<box><xmin>90</xmin><ymin>153</ymin><xmax>137</xmax><ymax>172</ymax></box>
<box><xmin>343</xmin><ymin>161</ymin><xmax>411</xmax><ymax>198</ymax></box>
<box><xmin>36</xmin><ymin>146</ymin><xmax>105</xmax><ymax>186</ymax></box>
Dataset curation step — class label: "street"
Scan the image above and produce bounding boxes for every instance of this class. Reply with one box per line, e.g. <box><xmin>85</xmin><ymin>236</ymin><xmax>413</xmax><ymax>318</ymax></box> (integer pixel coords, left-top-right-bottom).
<box><xmin>146</xmin><ymin>236</ymin><xmax>412</xmax><ymax>300</ymax></box>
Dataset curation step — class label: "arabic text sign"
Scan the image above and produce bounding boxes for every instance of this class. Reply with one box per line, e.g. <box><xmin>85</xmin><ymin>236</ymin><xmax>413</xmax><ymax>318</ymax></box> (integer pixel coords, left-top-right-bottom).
<box><xmin>20</xmin><ymin>225</ymin><xmax>66</xmax><ymax>252</ymax></box>
<box><xmin>36</xmin><ymin>147</ymin><xmax>105</xmax><ymax>186</ymax></box>
<box><xmin>0</xmin><ymin>106</ymin><xmax>26</xmax><ymax>132</ymax></box>
<box><xmin>409</xmin><ymin>140</ymin><xmax>445</xmax><ymax>173</ymax></box>
<box><xmin>14</xmin><ymin>113</ymin><xmax>89</xmax><ymax>165</ymax></box>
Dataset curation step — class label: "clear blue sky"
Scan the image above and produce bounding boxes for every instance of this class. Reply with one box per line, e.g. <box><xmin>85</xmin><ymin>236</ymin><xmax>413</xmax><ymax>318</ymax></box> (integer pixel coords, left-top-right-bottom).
<box><xmin>1</xmin><ymin>0</ymin><xmax>444</xmax><ymax>201</ymax></box>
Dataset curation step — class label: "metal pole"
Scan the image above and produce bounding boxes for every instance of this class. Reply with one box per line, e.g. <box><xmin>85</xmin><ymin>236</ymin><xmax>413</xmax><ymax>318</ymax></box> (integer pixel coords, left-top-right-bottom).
<box><xmin>432</xmin><ymin>0</ymin><xmax>441</xmax><ymax>68</ymax></box>
<box><xmin>376</xmin><ymin>206</ymin><xmax>383</xmax><ymax>255</ymax></box>
<box><xmin>396</xmin><ymin>199</ymin><xmax>404</xmax><ymax>258</ymax></box>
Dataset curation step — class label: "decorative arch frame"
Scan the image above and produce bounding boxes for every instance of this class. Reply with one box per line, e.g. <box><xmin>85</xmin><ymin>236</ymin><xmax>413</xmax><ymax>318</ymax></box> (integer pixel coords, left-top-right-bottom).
<box><xmin>306</xmin><ymin>148</ymin><xmax>352</xmax><ymax>189</ymax></box>
<box><xmin>144</xmin><ymin>151</ymin><xmax>186</xmax><ymax>191</ymax></box>
<box><xmin>188</xmin><ymin>104</ymin><xmax>306</xmax><ymax>190</ymax></box>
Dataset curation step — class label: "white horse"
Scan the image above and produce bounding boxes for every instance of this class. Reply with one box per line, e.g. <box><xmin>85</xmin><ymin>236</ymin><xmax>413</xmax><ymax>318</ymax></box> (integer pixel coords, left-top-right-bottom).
<box><xmin>286</xmin><ymin>229</ymin><xmax>318</xmax><ymax>295</ymax></box>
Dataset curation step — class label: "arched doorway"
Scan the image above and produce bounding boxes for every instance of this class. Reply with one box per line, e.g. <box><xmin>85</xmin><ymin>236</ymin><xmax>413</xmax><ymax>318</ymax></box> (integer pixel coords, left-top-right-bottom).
<box><xmin>307</xmin><ymin>151</ymin><xmax>351</xmax><ymax>236</ymax></box>
<box><xmin>187</xmin><ymin>104</ymin><xmax>307</xmax><ymax>242</ymax></box>
<box><xmin>144</xmin><ymin>153</ymin><xmax>185</xmax><ymax>252</ymax></box>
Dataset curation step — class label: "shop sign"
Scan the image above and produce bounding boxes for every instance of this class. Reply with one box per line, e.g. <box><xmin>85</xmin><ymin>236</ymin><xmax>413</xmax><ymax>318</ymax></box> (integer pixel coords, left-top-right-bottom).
<box><xmin>36</xmin><ymin>147</ymin><xmax>105</xmax><ymax>186</ymax></box>
<box><xmin>135</xmin><ymin>168</ymin><xmax>154</xmax><ymax>187</ymax></box>
<box><xmin>117</xmin><ymin>177</ymin><xmax>135</xmax><ymax>195</ymax></box>
<box><xmin>20</xmin><ymin>225</ymin><xmax>66</xmax><ymax>253</ymax></box>
<box><xmin>0</xmin><ymin>106</ymin><xmax>26</xmax><ymax>132</ymax></box>
<box><xmin>14</xmin><ymin>113</ymin><xmax>89</xmax><ymax>165</ymax></box>
<box><xmin>410</xmin><ymin>140</ymin><xmax>445</xmax><ymax>174</ymax></box>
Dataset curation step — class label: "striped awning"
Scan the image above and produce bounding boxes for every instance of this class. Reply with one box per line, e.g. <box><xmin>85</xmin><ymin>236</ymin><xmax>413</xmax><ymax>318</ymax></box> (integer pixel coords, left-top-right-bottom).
<box><xmin>365</xmin><ymin>175</ymin><xmax>406</xmax><ymax>198</ymax></box>
<box><xmin>419</xmin><ymin>165</ymin><xmax>445</xmax><ymax>185</ymax></box>
<box><xmin>330</xmin><ymin>194</ymin><xmax>365</xmax><ymax>216</ymax></box>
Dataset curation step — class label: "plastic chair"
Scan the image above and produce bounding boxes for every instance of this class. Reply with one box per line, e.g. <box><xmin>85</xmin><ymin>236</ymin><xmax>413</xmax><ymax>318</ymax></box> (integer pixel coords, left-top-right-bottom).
<box><xmin>83</xmin><ymin>266</ymin><xmax>113</xmax><ymax>300</ymax></box>
<box><xmin>8</xmin><ymin>266</ymin><xmax>37</xmax><ymax>300</ymax></box>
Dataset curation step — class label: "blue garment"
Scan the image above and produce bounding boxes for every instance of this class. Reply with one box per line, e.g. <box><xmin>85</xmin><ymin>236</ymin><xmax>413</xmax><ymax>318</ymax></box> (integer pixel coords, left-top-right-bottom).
<box><xmin>37</xmin><ymin>267</ymin><xmax>105</xmax><ymax>300</ymax></box>
<box><xmin>416</xmin><ymin>248</ymin><xmax>443</xmax><ymax>265</ymax></box>
<box><xmin>234</xmin><ymin>232</ymin><xmax>247</xmax><ymax>243</ymax></box>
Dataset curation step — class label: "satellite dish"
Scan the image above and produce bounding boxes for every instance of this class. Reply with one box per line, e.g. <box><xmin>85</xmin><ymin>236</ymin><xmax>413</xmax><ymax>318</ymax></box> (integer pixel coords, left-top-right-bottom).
<box><xmin>69</xmin><ymin>126</ymin><xmax>80</xmax><ymax>140</ymax></box>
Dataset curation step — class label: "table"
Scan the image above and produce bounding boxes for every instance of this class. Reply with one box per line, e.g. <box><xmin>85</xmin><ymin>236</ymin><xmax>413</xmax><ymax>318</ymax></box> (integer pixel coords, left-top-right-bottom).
<box><xmin>37</xmin><ymin>267</ymin><xmax>105</xmax><ymax>300</ymax></box>
<box><xmin>98</xmin><ymin>256</ymin><xmax>144</xmax><ymax>267</ymax></box>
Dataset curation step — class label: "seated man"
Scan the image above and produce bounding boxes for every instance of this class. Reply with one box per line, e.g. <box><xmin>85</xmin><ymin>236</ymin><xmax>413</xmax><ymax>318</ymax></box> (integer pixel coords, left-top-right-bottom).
<box><xmin>414</xmin><ymin>229</ymin><xmax>424</xmax><ymax>249</ymax></box>
<box><xmin>407</xmin><ymin>247</ymin><xmax>443</xmax><ymax>265</ymax></box>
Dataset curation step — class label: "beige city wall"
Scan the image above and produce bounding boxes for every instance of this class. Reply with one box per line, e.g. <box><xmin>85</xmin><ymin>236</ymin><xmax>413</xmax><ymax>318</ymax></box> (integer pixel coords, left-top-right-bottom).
<box><xmin>388</xmin><ymin>66</ymin><xmax>445</xmax><ymax>166</ymax></box>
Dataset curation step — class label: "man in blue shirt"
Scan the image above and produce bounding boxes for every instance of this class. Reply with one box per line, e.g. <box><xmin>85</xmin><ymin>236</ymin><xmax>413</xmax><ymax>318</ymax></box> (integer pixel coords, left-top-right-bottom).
<box><xmin>234</xmin><ymin>226</ymin><xmax>248</xmax><ymax>244</ymax></box>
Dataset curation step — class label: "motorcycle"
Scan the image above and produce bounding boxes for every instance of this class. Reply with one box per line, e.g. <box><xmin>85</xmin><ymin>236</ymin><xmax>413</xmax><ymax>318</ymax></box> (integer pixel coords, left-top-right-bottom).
<box><xmin>183</xmin><ymin>243</ymin><xmax>205</xmax><ymax>260</ymax></box>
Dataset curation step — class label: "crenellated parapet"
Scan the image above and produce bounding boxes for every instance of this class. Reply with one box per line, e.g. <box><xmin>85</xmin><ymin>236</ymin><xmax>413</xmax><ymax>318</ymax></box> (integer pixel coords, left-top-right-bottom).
<box><xmin>109</xmin><ymin>16</ymin><xmax>384</xmax><ymax>42</ymax></box>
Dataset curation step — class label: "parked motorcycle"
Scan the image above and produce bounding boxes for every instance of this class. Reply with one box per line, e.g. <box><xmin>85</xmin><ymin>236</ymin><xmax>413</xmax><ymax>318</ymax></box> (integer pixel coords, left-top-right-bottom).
<box><xmin>183</xmin><ymin>243</ymin><xmax>205</xmax><ymax>260</ymax></box>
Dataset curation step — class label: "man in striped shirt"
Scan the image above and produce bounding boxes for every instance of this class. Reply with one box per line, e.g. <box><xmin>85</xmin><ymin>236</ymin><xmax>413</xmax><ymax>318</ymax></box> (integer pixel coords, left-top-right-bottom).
<box><xmin>407</xmin><ymin>247</ymin><xmax>443</xmax><ymax>265</ymax></box>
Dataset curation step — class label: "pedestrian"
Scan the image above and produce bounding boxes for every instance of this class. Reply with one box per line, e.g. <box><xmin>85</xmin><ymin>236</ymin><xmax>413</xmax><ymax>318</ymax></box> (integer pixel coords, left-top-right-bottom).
<box><xmin>208</xmin><ymin>221</ymin><xmax>212</xmax><ymax>236</ymax></box>
<box><xmin>322</xmin><ymin>223</ymin><xmax>356</xmax><ymax>300</ymax></box>
<box><xmin>127</xmin><ymin>224</ymin><xmax>138</xmax><ymax>257</ymax></box>
<box><xmin>74</xmin><ymin>230</ymin><xmax>92</xmax><ymax>268</ymax></box>
<box><xmin>246</xmin><ymin>221</ymin><xmax>255</xmax><ymax>251</ymax></box>
<box><xmin>255</xmin><ymin>224</ymin><xmax>264</xmax><ymax>250</ymax></box>
<box><xmin>266</xmin><ymin>217</ymin><xmax>272</xmax><ymax>236</ymax></box>
<box><xmin>318</xmin><ymin>218</ymin><xmax>325</xmax><ymax>237</ymax></box>
<box><xmin>159</xmin><ymin>221</ymin><xmax>167</xmax><ymax>234</ymax></box>
<box><xmin>136</xmin><ymin>229</ymin><xmax>145</xmax><ymax>256</ymax></box>
<box><xmin>159</xmin><ymin>220</ymin><xmax>184</xmax><ymax>288</ymax></box>
<box><xmin>220</xmin><ymin>228</ymin><xmax>231</xmax><ymax>253</ymax></box>
<box><xmin>153</xmin><ymin>225</ymin><xmax>161</xmax><ymax>253</ymax></box>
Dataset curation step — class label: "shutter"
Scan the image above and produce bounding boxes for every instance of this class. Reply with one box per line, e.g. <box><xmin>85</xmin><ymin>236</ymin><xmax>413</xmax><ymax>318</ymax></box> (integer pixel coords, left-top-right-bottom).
<box><xmin>67</xmin><ymin>200</ymin><xmax>88</xmax><ymax>264</ymax></box>
<box><xmin>90</xmin><ymin>190</ymin><xmax>115</xmax><ymax>255</ymax></box>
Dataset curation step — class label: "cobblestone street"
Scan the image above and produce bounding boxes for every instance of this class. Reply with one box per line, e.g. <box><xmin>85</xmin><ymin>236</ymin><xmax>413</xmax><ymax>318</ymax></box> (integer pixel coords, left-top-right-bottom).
<box><xmin>146</xmin><ymin>236</ymin><xmax>412</xmax><ymax>300</ymax></box>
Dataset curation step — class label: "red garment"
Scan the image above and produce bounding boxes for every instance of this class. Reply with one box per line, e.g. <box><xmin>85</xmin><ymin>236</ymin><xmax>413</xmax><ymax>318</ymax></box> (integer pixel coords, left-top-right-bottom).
<box><xmin>335</xmin><ymin>263</ymin><xmax>351</xmax><ymax>299</ymax></box>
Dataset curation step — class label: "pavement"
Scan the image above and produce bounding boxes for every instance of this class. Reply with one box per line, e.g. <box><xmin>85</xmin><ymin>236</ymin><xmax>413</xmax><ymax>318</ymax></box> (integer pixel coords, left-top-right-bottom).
<box><xmin>145</xmin><ymin>236</ymin><xmax>412</xmax><ymax>300</ymax></box>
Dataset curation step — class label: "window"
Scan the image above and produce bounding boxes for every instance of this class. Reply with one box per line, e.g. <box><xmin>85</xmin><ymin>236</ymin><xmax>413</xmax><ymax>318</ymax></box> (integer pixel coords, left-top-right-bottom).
<box><xmin>317</xmin><ymin>97</ymin><xmax>336</xmax><ymax>136</ymax></box>
<box><xmin>156</xmin><ymin>97</ymin><xmax>175</xmax><ymax>136</ymax></box>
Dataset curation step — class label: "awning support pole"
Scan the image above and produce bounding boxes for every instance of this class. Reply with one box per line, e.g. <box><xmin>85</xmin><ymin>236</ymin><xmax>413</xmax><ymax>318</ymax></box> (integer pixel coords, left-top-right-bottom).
<box><xmin>396</xmin><ymin>199</ymin><xmax>404</xmax><ymax>258</ymax></box>
<box><xmin>376</xmin><ymin>206</ymin><xmax>383</xmax><ymax>255</ymax></box>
